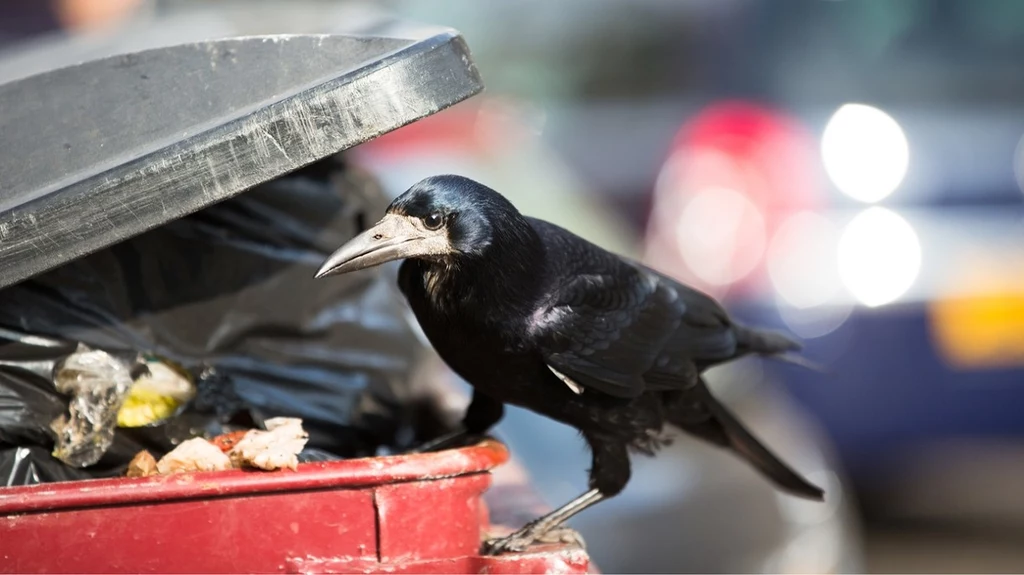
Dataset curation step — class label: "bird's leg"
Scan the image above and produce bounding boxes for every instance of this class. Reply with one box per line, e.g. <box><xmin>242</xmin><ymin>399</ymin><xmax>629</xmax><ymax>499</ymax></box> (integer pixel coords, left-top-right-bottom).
<box><xmin>408</xmin><ymin>390</ymin><xmax>504</xmax><ymax>454</ymax></box>
<box><xmin>482</xmin><ymin>434</ymin><xmax>629</xmax><ymax>555</ymax></box>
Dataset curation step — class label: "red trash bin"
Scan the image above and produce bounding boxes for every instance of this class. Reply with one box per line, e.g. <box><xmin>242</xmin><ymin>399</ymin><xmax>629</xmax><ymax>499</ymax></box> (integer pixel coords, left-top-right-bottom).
<box><xmin>0</xmin><ymin>440</ymin><xmax>590</xmax><ymax>574</ymax></box>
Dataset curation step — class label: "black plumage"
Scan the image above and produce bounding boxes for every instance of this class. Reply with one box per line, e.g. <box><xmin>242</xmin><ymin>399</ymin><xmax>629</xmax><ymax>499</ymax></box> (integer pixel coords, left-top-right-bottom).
<box><xmin>316</xmin><ymin>175</ymin><xmax>824</xmax><ymax>554</ymax></box>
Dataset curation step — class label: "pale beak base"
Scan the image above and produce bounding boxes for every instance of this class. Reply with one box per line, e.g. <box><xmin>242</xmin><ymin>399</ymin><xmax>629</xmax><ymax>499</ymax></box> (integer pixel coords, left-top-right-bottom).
<box><xmin>315</xmin><ymin>213</ymin><xmax>449</xmax><ymax>278</ymax></box>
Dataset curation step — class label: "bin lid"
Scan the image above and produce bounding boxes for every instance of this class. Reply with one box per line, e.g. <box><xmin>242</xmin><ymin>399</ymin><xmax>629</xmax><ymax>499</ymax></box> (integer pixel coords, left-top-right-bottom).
<box><xmin>0</xmin><ymin>23</ymin><xmax>482</xmax><ymax>290</ymax></box>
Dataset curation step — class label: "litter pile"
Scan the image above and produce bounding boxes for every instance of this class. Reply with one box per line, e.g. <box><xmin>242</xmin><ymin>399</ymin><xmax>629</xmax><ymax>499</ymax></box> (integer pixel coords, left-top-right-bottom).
<box><xmin>126</xmin><ymin>417</ymin><xmax>309</xmax><ymax>477</ymax></box>
<box><xmin>0</xmin><ymin>156</ymin><xmax>436</xmax><ymax>486</ymax></box>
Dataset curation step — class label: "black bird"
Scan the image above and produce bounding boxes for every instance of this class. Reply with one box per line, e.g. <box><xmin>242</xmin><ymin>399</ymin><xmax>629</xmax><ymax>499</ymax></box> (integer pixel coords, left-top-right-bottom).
<box><xmin>315</xmin><ymin>175</ymin><xmax>824</xmax><ymax>554</ymax></box>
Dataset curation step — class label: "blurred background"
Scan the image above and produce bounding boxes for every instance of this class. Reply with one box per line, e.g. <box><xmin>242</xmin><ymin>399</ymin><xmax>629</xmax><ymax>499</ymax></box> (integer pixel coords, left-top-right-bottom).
<box><xmin>3</xmin><ymin>0</ymin><xmax>1024</xmax><ymax>572</ymax></box>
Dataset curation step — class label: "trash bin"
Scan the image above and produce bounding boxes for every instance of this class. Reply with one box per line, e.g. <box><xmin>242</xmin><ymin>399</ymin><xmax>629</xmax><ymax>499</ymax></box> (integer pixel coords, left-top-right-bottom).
<box><xmin>0</xmin><ymin>440</ymin><xmax>589</xmax><ymax>574</ymax></box>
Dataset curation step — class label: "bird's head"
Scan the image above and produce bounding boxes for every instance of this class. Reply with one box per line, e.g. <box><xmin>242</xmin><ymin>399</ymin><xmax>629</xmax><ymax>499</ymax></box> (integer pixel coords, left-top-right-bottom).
<box><xmin>315</xmin><ymin>175</ymin><xmax>529</xmax><ymax>278</ymax></box>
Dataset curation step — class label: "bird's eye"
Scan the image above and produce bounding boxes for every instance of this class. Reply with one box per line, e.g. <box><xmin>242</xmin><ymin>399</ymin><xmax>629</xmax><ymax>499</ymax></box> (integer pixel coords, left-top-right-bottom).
<box><xmin>423</xmin><ymin>212</ymin><xmax>444</xmax><ymax>230</ymax></box>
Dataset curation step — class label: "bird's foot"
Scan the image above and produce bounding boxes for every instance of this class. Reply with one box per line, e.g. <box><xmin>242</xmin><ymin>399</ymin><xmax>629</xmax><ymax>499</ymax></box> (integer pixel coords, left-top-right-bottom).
<box><xmin>481</xmin><ymin>522</ymin><xmax>585</xmax><ymax>556</ymax></box>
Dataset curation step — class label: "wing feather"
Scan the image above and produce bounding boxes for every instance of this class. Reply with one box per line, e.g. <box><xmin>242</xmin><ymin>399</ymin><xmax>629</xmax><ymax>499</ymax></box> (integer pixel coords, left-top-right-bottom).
<box><xmin>527</xmin><ymin>218</ymin><xmax>741</xmax><ymax>398</ymax></box>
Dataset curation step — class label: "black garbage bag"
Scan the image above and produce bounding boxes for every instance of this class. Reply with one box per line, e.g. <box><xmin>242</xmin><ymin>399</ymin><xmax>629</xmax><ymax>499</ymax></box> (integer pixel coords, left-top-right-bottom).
<box><xmin>0</xmin><ymin>155</ymin><xmax>430</xmax><ymax>485</ymax></box>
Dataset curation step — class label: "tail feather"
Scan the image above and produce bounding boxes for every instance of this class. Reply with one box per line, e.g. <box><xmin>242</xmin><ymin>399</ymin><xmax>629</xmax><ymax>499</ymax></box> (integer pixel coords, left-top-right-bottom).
<box><xmin>734</xmin><ymin>325</ymin><xmax>801</xmax><ymax>354</ymax></box>
<box><xmin>772</xmin><ymin>352</ymin><xmax>829</xmax><ymax>373</ymax></box>
<box><xmin>696</xmin><ymin>383</ymin><xmax>825</xmax><ymax>501</ymax></box>
<box><xmin>734</xmin><ymin>325</ymin><xmax>827</xmax><ymax>373</ymax></box>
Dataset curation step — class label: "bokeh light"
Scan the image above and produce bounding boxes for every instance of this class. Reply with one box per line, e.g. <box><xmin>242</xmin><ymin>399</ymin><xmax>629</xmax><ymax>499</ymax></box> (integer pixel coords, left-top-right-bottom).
<box><xmin>675</xmin><ymin>186</ymin><xmax>766</xmax><ymax>286</ymax></box>
<box><xmin>776</xmin><ymin>297</ymin><xmax>854</xmax><ymax>340</ymax></box>
<box><xmin>767</xmin><ymin>211</ymin><xmax>843</xmax><ymax>309</ymax></box>
<box><xmin>837</xmin><ymin>207</ymin><xmax>921</xmax><ymax>307</ymax></box>
<box><xmin>821</xmin><ymin>104</ymin><xmax>909</xmax><ymax>203</ymax></box>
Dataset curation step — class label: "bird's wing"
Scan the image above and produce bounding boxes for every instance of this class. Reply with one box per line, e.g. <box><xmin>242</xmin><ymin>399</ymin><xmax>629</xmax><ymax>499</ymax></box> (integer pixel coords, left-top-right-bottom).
<box><xmin>531</xmin><ymin>263</ymin><xmax>710</xmax><ymax>399</ymax></box>
<box><xmin>648</xmin><ymin>268</ymin><xmax>740</xmax><ymax>365</ymax></box>
<box><xmin>525</xmin><ymin>217</ymin><xmax>741</xmax><ymax>398</ymax></box>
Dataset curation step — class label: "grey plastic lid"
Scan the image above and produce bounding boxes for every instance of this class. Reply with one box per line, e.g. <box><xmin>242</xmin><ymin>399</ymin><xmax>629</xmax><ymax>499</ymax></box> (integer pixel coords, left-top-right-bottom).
<box><xmin>0</xmin><ymin>25</ymin><xmax>482</xmax><ymax>290</ymax></box>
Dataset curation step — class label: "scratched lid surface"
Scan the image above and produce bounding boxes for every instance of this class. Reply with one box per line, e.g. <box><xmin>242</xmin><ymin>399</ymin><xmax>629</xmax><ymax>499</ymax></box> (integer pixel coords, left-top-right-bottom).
<box><xmin>0</xmin><ymin>22</ymin><xmax>482</xmax><ymax>290</ymax></box>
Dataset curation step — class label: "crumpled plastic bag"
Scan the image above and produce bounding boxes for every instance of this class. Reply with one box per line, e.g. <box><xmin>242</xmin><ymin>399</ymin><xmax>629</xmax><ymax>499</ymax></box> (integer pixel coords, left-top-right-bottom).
<box><xmin>0</xmin><ymin>155</ymin><xmax>430</xmax><ymax>486</ymax></box>
<box><xmin>50</xmin><ymin>344</ymin><xmax>137</xmax><ymax>467</ymax></box>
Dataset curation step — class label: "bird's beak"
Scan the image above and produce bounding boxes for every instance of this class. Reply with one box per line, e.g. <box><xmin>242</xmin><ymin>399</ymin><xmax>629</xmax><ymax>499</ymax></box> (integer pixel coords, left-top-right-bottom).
<box><xmin>315</xmin><ymin>214</ymin><xmax>442</xmax><ymax>278</ymax></box>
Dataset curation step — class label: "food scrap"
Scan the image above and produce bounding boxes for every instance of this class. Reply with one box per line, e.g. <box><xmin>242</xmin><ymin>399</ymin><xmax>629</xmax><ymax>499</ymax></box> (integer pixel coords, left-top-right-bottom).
<box><xmin>228</xmin><ymin>417</ymin><xmax>309</xmax><ymax>472</ymax></box>
<box><xmin>125</xmin><ymin>418</ymin><xmax>310</xmax><ymax>477</ymax></box>
<box><xmin>210</xmin><ymin>430</ymin><xmax>249</xmax><ymax>453</ymax></box>
<box><xmin>126</xmin><ymin>450</ymin><xmax>159</xmax><ymax>478</ymax></box>
<box><xmin>155</xmin><ymin>437</ymin><xmax>232</xmax><ymax>475</ymax></box>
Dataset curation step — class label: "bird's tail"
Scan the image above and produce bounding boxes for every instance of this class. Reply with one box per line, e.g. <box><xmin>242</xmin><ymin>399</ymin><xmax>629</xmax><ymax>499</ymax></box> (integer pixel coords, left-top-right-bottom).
<box><xmin>734</xmin><ymin>324</ymin><xmax>801</xmax><ymax>355</ymax></box>
<box><xmin>691</xmin><ymin>383</ymin><xmax>825</xmax><ymax>501</ymax></box>
<box><xmin>733</xmin><ymin>325</ymin><xmax>826</xmax><ymax>373</ymax></box>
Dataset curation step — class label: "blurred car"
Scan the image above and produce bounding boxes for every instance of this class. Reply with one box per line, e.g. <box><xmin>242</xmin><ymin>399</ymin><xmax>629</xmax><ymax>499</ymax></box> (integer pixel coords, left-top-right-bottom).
<box><xmin>641</xmin><ymin>0</ymin><xmax>1024</xmax><ymax>531</ymax></box>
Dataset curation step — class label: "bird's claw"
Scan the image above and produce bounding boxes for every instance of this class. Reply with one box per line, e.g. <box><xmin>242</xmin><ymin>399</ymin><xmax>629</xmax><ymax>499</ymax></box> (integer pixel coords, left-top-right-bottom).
<box><xmin>481</xmin><ymin>524</ymin><xmax>585</xmax><ymax>556</ymax></box>
<box><xmin>481</xmin><ymin>533</ymin><xmax>532</xmax><ymax>556</ymax></box>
